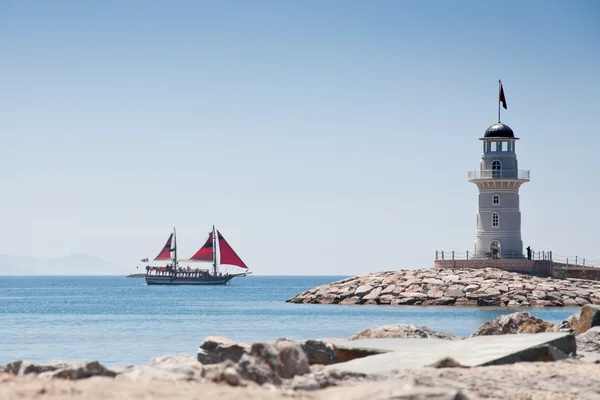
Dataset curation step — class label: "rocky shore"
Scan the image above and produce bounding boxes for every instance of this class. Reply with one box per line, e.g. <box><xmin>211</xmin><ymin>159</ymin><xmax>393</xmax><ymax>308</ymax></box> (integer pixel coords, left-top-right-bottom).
<box><xmin>287</xmin><ymin>268</ymin><xmax>600</xmax><ymax>307</ymax></box>
<box><xmin>2</xmin><ymin>305</ymin><xmax>600</xmax><ymax>399</ymax></box>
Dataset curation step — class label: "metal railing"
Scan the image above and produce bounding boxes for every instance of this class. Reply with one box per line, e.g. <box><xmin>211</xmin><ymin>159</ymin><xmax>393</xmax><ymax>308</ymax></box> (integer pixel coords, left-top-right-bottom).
<box><xmin>468</xmin><ymin>169</ymin><xmax>530</xmax><ymax>181</ymax></box>
<box><xmin>434</xmin><ymin>250</ymin><xmax>599</xmax><ymax>267</ymax></box>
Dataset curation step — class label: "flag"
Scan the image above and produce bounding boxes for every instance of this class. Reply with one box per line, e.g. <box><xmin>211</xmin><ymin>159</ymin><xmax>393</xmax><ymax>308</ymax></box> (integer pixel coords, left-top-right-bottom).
<box><xmin>499</xmin><ymin>81</ymin><xmax>507</xmax><ymax>109</ymax></box>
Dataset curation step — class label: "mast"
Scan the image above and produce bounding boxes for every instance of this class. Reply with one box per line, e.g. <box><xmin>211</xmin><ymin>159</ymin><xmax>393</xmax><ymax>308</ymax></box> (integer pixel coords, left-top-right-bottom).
<box><xmin>498</xmin><ymin>80</ymin><xmax>501</xmax><ymax>123</ymax></box>
<box><xmin>212</xmin><ymin>225</ymin><xmax>217</xmax><ymax>275</ymax></box>
<box><xmin>173</xmin><ymin>227</ymin><xmax>178</xmax><ymax>269</ymax></box>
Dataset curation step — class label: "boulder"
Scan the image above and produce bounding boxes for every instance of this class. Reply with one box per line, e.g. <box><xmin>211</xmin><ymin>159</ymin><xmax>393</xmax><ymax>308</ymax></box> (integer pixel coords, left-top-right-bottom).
<box><xmin>234</xmin><ymin>341</ymin><xmax>311</xmax><ymax>386</ymax></box>
<box><xmin>381</xmin><ymin>284</ymin><xmax>396</xmax><ymax>294</ymax></box>
<box><xmin>531</xmin><ymin>290</ymin><xmax>546</xmax><ymax>299</ymax></box>
<box><xmin>354</xmin><ymin>284</ymin><xmax>373</xmax><ymax>297</ymax></box>
<box><xmin>471</xmin><ymin>312</ymin><xmax>555</xmax><ymax>336</ymax></box>
<box><xmin>529</xmin><ymin>300</ymin><xmax>553</xmax><ymax>307</ymax></box>
<box><xmin>363</xmin><ymin>286</ymin><xmax>382</xmax><ymax>301</ymax></box>
<box><xmin>197</xmin><ymin>336</ymin><xmax>249</xmax><ymax>365</ymax></box>
<box><xmin>576</xmin><ymin>326</ymin><xmax>600</xmax><ymax>352</ymax></box>
<box><xmin>575</xmin><ymin>304</ymin><xmax>600</xmax><ymax>335</ymax></box>
<box><xmin>463</xmin><ymin>284</ymin><xmax>479</xmax><ymax>293</ymax></box>
<box><xmin>378</xmin><ymin>294</ymin><xmax>395</xmax><ymax>304</ymax></box>
<box><xmin>349</xmin><ymin>324</ymin><xmax>462</xmax><ymax>340</ymax></box>
<box><xmin>116</xmin><ymin>354</ymin><xmax>202</xmax><ymax>381</ymax></box>
<box><xmin>563</xmin><ymin>298</ymin><xmax>579</xmax><ymax>306</ymax></box>
<box><xmin>454</xmin><ymin>298</ymin><xmax>478</xmax><ymax>306</ymax></box>
<box><xmin>556</xmin><ymin>311</ymin><xmax>580</xmax><ymax>332</ymax></box>
<box><xmin>340</xmin><ymin>296</ymin><xmax>360</xmax><ymax>305</ymax></box>
<box><xmin>300</xmin><ymin>340</ymin><xmax>339</xmax><ymax>365</ymax></box>
<box><xmin>3</xmin><ymin>360</ymin><xmax>115</xmax><ymax>379</ymax></box>
<box><xmin>576</xmin><ymin>297</ymin><xmax>591</xmax><ymax>306</ymax></box>
<box><xmin>49</xmin><ymin>361</ymin><xmax>117</xmax><ymax>380</ymax></box>
<box><xmin>445</xmin><ymin>287</ymin><xmax>465</xmax><ymax>298</ymax></box>
<box><xmin>427</xmin><ymin>289</ymin><xmax>445</xmax><ymax>298</ymax></box>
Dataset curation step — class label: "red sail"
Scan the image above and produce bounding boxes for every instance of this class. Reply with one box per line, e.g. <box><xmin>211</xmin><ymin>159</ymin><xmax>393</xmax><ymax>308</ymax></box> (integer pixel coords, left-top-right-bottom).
<box><xmin>189</xmin><ymin>232</ymin><xmax>214</xmax><ymax>261</ymax></box>
<box><xmin>154</xmin><ymin>234</ymin><xmax>173</xmax><ymax>261</ymax></box>
<box><xmin>217</xmin><ymin>230</ymin><xmax>248</xmax><ymax>269</ymax></box>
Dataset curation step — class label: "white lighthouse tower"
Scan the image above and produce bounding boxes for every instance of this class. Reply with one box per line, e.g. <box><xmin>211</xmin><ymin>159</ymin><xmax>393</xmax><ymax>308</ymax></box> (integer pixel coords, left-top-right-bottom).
<box><xmin>468</xmin><ymin>86</ymin><xmax>530</xmax><ymax>259</ymax></box>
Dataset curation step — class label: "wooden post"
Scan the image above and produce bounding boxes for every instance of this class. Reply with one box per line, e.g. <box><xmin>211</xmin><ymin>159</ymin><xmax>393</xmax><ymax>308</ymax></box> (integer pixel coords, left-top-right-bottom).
<box><xmin>452</xmin><ymin>251</ymin><xmax>455</xmax><ymax>260</ymax></box>
<box><xmin>466</xmin><ymin>251</ymin><xmax>469</xmax><ymax>260</ymax></box>
<box><xmin>436</xmin><ymin>251</ymin><xmax>438</xmax><ymax>260</ymax></box>
<box><xmin>442</xmin><ymin>251</ymin><xmax>445</xmax><ymax>260</ymax></box>
<box><xmin>576</xmin><ymin>256</ymin><xmax>578</xmax><ymax>265</ymax></box>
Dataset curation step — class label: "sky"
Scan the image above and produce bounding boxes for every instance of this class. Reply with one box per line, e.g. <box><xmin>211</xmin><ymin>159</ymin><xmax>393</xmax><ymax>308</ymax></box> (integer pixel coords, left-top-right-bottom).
<box><xmin>1</xmin><ymin>0</ymin><xmax>599</xmax><ymax>275</ymax></box>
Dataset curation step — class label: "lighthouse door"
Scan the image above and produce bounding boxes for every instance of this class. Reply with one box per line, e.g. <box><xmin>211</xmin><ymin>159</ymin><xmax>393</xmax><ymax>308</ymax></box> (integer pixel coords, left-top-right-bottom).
<box><xmin>490</xmin><ymin>240</ymin><xmax>501</xmax><ymax>259</ymax></box>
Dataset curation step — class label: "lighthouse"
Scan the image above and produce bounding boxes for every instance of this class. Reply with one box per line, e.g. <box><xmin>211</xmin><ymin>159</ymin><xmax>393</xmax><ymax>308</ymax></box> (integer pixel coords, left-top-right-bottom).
<box><xmin>468</xmin><ymin>84</ymin><xmax>530</xmax><ymax>259</ymax></box>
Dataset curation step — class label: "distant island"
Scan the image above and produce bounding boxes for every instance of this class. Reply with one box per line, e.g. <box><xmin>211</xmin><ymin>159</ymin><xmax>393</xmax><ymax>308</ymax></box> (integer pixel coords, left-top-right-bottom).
<box><xmin>0</xmin><ymin>253</ymin><xmax>130</xmax><ymax>276</ymax></box>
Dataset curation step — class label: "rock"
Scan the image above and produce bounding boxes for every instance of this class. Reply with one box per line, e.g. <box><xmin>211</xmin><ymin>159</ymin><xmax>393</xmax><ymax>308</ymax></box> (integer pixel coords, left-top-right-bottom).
<box><xmin>363</xmin><ymin>286</ymin><xmax>382</xmax><ymax>301</ymax></box>
<box><xmin>575</xmin><ymin>304</ymin><xmax>600</xmax><ymax>335</ymax></box>
<box><xmin>3</xmin><ymin>360</ymin><xmax>115</xmax><ymax>380</ymax></box>
<box><xmin>197</xmin><ymin>336</ymin><xmax>249</xmax><ymax>365</ymax></box>
<box><xmin>576</xmin><ymin>327</ymin><xmax>600</xmax><ymax>362</ymax></box>
<box><xmin>426</xmin><ymin>357</ymin><xmax>468</xmax><ymax>369</ymax></box>
<box><xmin>546</xmin><ymin>291</ymin><xmax>562</xmax><ymax>300</ymax></box>
<box><xmin>349</xmin><ymin>324</ymin><xmax>462</xmax><ymax>340</ymax></box>
<box><xmin>531</xmin><ymin>290</ymin><xmax>546</xmax><ymax>299</ymax></box>
<box><xmin>423</xmin><ymin>278</ymin><xmax>444</xmax><ymax>285</ymax></box>
<box><xmin>285</xmin><ymin>268</ymin><xmax>600</xmax><ymax>308</ymax></box>
<box><xmin>381</xmin><ymin>284</ymin><xmax>396</xmax><ymax>294</ymax></box>
<box><xmin>555</xmin><ymin>312</ymin><xmax>580</xmax><ymax>332</ymax></box>
<box><xmin>564</xmin><ymin>298</ymin><xmax>579</xmax><ymax>306</ymax></box>
<box><xmin>391</xmin><ymin>297</ymin><xmax>418</xmax><ymax>305</ymax></box>
<box><xmin>561</xmin><ymin>291</ymin><xmax>577</xmax><ymax>298</ymax></box>
<box><xmin>300</xmin><ymin>340</ymin><xmax>339</xmax><ymax>365</ymax></box>
<box><xmin>441</xmin><ymin>274</ymin><xmax>461</xmax><ymax>283</ymax></box>
<box><xmin>529</xmin><ymin>299</ymin><xmax>553</xmax><ymax>307</ymax></box>
<box><xmin>363</xmin><ymin>299</ymin><xmax>377</xmax><ymax>305</ymax></box>
<box><xmin>496</xmin><ymin>285</ymin><xmax>509</xmax><ymax>293</ymax></box>
<box><xmin>116</xmin><ymin>354</ymin><xmax>202</xmax><ymax>381</ymax></box>
<box><xmin>49</xmin><ymin>361</ymin><xmax>116</xmax><ymax>380</ymax></box>
<box><xmin>463</xmin><ymin>284</ymin><xmax>479</xmax><ymax>292</ymax></box>
<box><xmin>427</xmin><ymin>289</ymin><xmax>445</xmax><ymax>298</ymax></box>
<box><xmin>288</xmin><ymin>373</ymin><xmax>320</xmax><ymax>390</ymax></box>
<box><xmin>576</xmin><ymin>297</ymin><xmax>591</xmax><ymax>306</ymax></box>
<box><xmin>400</xmin><ymin>292</ymin><xmax>428</xmax><ymax>299</ymax></box>
<box><xmin>477</xmin><ymin>297</ymin><xmax>501</xmax><ymax>306</ymax></box>
<box><xmin>222</xmin><ymin>367</ymin><xmax>240</xmax><ymax>386</ymax></box>
<box><xmin>471</xmin><ymin>312</ymin><xmax>555</xmax><ymax>336</ymax></box>
<box><xmin>233</xmin><ymin>341</ymin><xmax>311</xmax><ymax>386</ymax></box>
<box><xmin>378</xmin><ymin>294</ymin><xmax>395</xmax><ymax>304</ymax></box>
<box><xmin>354</xmin><ymin>284</ymin><xmax>373</xmax><ymax>297</ymax></box>
<box><xmin>340</xmin><ymin>296</ymin><xmax>360</xmax><ymax>305</ymax></box>
<box><xmin>429</xmin><ymin>297</ymin><xmax>455</xmax><ymax>305</ymax></box>
<box><xmin>445</xmin><ymin>287</ymin><xmax>465</xmax><ymax>298</ymax></box>
<box><xmin>454</xmin><ymin>298</ymin><xmax>478</xmax><ymax>306</ymax></box>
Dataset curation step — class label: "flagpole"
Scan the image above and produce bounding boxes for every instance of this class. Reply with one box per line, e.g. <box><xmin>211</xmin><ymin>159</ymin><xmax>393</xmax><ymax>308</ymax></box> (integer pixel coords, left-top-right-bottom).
<box><xmin>498</xmin><ymin>80</ymin><xmax>501</xmax><ymax>123</ymax></box>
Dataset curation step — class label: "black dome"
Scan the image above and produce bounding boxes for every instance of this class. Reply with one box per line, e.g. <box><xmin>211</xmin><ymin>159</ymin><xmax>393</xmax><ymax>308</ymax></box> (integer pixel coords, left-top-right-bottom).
<box><xmin>484</xmin><ymin>123</ymin><xmax>514</xmax><ymax>138</ymax></box>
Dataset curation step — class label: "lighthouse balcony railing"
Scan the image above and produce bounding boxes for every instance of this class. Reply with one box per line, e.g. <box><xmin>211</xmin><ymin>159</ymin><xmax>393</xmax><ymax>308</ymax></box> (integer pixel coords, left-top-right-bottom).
<box><xmin>468</xmin><ymin>169</ymin><xmax>530</xmax><ymax>181</ymax></box>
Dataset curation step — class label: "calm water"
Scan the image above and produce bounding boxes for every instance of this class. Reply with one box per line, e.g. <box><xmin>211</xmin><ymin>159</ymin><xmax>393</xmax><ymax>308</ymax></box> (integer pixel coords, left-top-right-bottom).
<box><xmin>0</xmin><ymin>275</ymin><xmax>578</xmax><ymax>366</ymax></box>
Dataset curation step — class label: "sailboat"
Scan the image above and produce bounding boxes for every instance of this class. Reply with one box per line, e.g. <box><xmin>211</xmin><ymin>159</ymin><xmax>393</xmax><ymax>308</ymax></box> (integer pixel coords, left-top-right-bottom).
<box><xmin>143</xmin><ymin>226</ymin><xmax>251</xmax><ymax>285</ymax></box>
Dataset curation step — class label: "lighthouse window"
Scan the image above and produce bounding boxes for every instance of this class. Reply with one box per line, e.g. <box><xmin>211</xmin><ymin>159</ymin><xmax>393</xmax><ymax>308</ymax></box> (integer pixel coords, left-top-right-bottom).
<box><xmin>492</xmin><ymin>160</ymin><xmax>502</xmax><ymax>178</ymax></box>
<box><xmin>492</xmin><ymin>212</ymin><xmax>499</xmax><ymax>227</ymax></box>
<box><xmin>493</xmin><ymin>194</ymin><xmax>500</xmax><ymax>205</ymax></box>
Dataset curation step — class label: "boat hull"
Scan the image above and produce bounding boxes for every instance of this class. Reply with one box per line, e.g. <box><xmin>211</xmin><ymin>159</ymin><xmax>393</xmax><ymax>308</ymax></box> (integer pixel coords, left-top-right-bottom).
<box><xmin>145</xmin><ymin>274</ymin><xmax>239</xmax><ymax>286</ymax></box>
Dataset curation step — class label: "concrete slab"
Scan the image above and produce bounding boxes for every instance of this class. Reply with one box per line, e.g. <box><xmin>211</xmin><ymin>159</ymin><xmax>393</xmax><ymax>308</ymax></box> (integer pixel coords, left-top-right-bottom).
<box><xmin>328</xmin><ymin>332</ymin><xmax>576</xmax><ymax>375</ymax></box>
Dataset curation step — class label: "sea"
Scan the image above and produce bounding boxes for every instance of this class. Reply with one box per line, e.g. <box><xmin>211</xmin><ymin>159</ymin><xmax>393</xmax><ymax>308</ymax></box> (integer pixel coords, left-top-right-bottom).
<box><xmin>0</xmin><ymin>275</ymin><xmax>578</xmax><ymax>366</ymax></box>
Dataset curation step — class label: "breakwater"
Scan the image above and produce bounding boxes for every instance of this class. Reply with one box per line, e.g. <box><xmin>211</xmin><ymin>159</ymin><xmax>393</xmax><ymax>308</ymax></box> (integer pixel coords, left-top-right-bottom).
<box><xmin>286</xmin><ymin>268</ymin><xmax>600</xmax><ymax>307</ymax></box>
